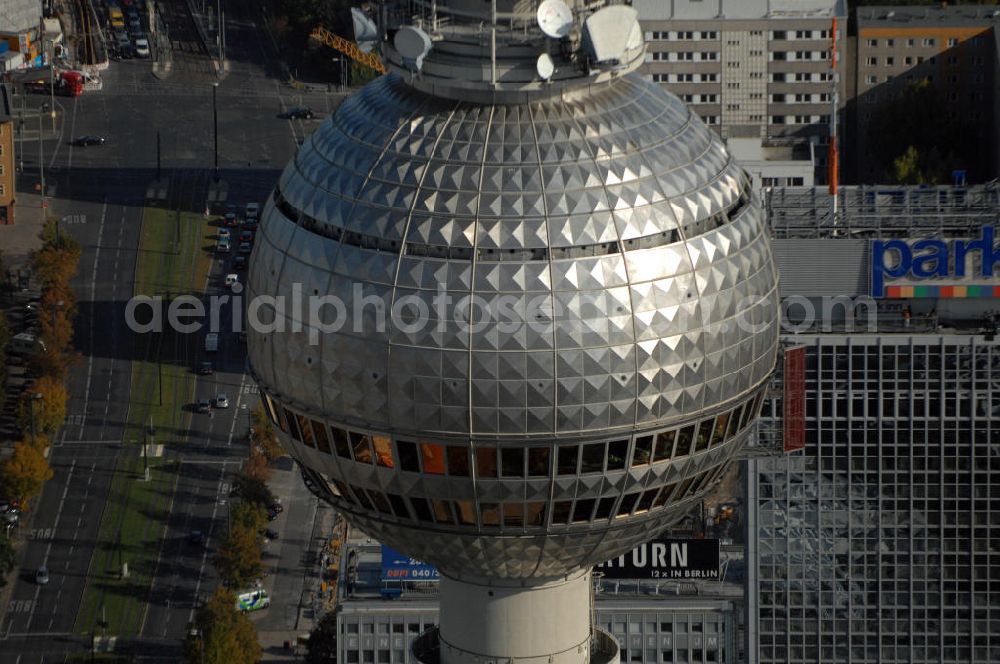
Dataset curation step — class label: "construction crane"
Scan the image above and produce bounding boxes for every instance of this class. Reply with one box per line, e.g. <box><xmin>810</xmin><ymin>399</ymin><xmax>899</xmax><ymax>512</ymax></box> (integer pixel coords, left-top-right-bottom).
<box><xmin>309</xmin><ymin>25</ymin><xmax>386</xmax><ymax>75</ymax></box>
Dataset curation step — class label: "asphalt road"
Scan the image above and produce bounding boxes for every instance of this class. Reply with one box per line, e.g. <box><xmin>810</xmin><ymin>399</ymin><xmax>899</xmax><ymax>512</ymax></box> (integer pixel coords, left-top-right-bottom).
<box><xmin>0</xmin><ymin>0</ymin><xmax>336</xmax><ymax>659</ymax></box>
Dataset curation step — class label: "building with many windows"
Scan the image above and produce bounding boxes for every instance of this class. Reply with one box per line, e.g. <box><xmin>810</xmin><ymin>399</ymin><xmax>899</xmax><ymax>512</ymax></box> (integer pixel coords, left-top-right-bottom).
<box><xmin>747</xmin><ymin>184</ymin><xmax>1000</xmax><ymax>663</ymax></box>
<box><xmin>0</xmin><ymin>83</ymin><xmax>13</xmax><ymax>225</ymax></box>
<box><xmin>853</xmin><ymin>5</ymin><xmax>1000</xmax><ymax>182</ymax></box>
<box><xmin>336</xmin><ymin>526</ymin><xmax>746</xmax><ymax>664</ymax></box>
<box><xmin>634</xmin><ymin>0</ymin><xmax>847</xmax><ymax>186</ymax></box>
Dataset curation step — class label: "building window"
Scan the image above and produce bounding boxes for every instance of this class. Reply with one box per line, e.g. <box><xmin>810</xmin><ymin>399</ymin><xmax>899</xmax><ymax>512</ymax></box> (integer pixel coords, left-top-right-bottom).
<box><xmin>866</xmin><ymin>39</ymin><xmax>878</xmax><ymax>47</ymax></box>
<box><xmin>773</xmin><ymin>31</ymin><xmax>786</xmax><ymax>40</ymax></box>
<box><xmin>904</xmin><ymin>56</ymin><xmax>914</xmax><ymax>65</ymax></box>
<box><xmin>886</xmin><ymin>39</ymin><xmax>895</xmax><ymax>47</ymax></box>
<box><xmin>420</xmin><ymin>442</ymin><xmax>445</xmax><ymax>474</ymax></box>
<box><xmin>886</xmin><ymin>56</ymin><xmax>894</xmax><ymax>66</ymax></box>
<box><xmin>907</xmin><ymin>38</ymin><xmax>915</xmax><ymax>47</ymax></box>
<box><xmin>704</xmin><ymin>116</ymin><xmax>718</xmax><ymax>125</ymax></box>
<box><xmin>923</xmin><ymin>38</ymin><xmax>935</xmax><ymax>47</ymax></box>
<box><xmin>865</xmin><ymin>75</ymin><xmax>877</xmax><ymax>84</ymax></box>
<box><xmin>700</xmin><ymin>52</ymin><xmax>718</xmax><ymax>61</ymax></box>
<box><xmin>948</xmin><ymin>38</ymin><xmax>958</xmax><ymax>47</ymax></box>
<box><xmin>865</xmin><ymin>56</ymin><xmax>877</xmax><ymax>66</ymax></box>
<box><xmin>773</xmin><ymin>51</ymin><xmax>787</xmax><ymax>61</ymax></box>
<box><xmin>652</xmin><ymin>73</ymin><xmax>667</xmax><ymax>83</ymax></box>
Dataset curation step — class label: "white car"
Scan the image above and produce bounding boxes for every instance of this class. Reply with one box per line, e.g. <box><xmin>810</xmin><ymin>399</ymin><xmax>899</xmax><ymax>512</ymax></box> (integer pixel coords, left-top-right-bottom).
<box><xmin>36</xmin><ymin>566</ymin><xmax>49</xmax><ymax>585</ymax></box>
<box><xmin>215</xmin><ymin>393</ymin><xmax>230</xmax><ymax>409</ymax></box>
<box><xmin>225</xmin><ymin>273</ymin><xmax>239</xmax><ymax>288</ymax></box>
<box><xmin>244</xmin><ymin>202</ymin><xmax>260</xmax><ymax>220</ymax></box>
<box><xmin>135</xmin><ymin>38</ymin><xmax>150</xmax><ymax>58</ymax></box>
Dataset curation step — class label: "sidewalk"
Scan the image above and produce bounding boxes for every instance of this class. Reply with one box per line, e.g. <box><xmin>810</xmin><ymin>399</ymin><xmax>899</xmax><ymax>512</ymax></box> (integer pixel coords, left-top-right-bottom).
<box><xmin>252</xmin><ymin>461</ymin><xmax>340</xmax><ymax>662</ymax></box>
<box><xmin>0</xmin><ymin>189</ymin><xmax>46</xmax><ymax>270</ymax></box>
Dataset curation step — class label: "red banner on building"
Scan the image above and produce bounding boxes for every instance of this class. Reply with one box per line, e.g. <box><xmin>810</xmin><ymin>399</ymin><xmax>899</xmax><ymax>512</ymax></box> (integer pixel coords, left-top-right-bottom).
<box><xmin>783</xmin><ymin>346</ymin><xmax>806</xmax><ymax>452</ymax></box>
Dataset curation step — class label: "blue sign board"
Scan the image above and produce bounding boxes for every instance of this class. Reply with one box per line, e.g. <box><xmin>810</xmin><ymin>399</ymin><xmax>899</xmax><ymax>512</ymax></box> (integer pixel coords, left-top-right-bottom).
<box><xmin>871</xmin><ymin>226</ymin><xmax>1000</xmax><ymax>298</ymax></box>
<box><xmin>379</xmin><ymin>545</ymin><xmax>439</xmax><ymax>581</ymax></box>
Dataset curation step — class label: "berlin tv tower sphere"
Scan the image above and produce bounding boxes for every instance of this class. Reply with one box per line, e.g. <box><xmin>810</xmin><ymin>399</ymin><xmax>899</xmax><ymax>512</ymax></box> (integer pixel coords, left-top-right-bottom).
<box><xmin>248</xmin><ymin>1</ymin><xmax>778</xmax><ymax>659</ymax></box>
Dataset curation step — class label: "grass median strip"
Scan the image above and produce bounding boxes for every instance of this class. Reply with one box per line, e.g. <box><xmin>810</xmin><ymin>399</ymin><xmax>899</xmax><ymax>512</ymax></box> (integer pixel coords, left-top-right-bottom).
<box><xmin>75</xmin><ymin>204</ymin><xmax>215</xmax><ymax>637</ymax></box>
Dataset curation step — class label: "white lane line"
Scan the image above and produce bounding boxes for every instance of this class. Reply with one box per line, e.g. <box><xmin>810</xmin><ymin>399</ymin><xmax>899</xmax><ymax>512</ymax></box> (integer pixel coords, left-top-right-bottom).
<box><xmin>226</xmin><ymin>372</ymin><xmax>248</xmax><ymax>447</ymax></box>
<box><xmin>187</xmin><ymin>464</ymin><xmax>229</xmax><ymax>625</ymax></box>
<box><xmin>64</xmin><ymin>97</ymin><xmax>78</xmax><ymax>172</ymax></box>
<box><xmin>79</xmin><ymin>200</ymin><xmax>108</xmax><ymax>441</ymax></box>
<box><xmin>25</xmin><ymin>460</ymin><xmax>76</xmax><ymax>632</ymax></box>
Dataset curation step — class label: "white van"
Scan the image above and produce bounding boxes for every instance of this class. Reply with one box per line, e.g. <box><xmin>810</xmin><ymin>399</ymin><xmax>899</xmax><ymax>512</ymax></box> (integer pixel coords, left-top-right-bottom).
<box><xmin>235</xmin><ymin>588</ymin><xmax>269</xmax><ymax>612</ymax></box>
<box><xmin>9</xmin><ymin>333</ymin><xmax>46</xmax><ymax>356</ymax></box>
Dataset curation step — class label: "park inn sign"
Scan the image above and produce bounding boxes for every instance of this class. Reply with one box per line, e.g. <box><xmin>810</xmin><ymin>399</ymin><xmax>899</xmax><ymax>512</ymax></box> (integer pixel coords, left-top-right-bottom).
<box><xmin>871</xmin><ymin>226</ymin><xmax>1000</xmax><ymax>298</ymax></box>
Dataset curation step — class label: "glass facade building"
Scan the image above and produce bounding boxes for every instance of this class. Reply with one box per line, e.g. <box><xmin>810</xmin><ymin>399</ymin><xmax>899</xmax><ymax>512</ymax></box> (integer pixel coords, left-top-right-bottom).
<box><xmin>748</xmin><ymin>333</ymin><xmax>1000</xmax><ymax>663</ymax></box>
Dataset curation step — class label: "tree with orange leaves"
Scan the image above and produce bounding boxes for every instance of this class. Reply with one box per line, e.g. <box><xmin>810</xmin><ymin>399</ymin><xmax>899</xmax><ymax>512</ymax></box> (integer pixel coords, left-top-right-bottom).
<box><xmin>15</xmin><ymin>376</ymin><xmax>68</xmax><ymax>437</ymax></box>
<box><xmin>0</xmin><ymin>442</ymin><xmax>54</xmax><ymax>510</ymax></box>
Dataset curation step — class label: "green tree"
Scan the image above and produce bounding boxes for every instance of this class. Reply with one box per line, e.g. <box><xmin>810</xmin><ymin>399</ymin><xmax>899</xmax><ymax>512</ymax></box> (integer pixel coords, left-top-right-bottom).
<box><xmin>183</xmin><ymin>586</ymin><xmax>261</xmax><ymax>664</ymax></box>
<box><xmin>215</xmin><ymin>502</ymin><xmax>266</xmax><ymax>588</ymax></box>
<box><xmin>304</xmin><ymin>611</ymin><xmax>338</xmax><ymax>664</ymax></box>
<box><xmin>232</xmin><ymin>472</ymin><xmax>275</xmax><ymax>509</ymax></box>
<box><xmin>249</xmin><ymin>404</ymin><xmax>284</xmax><ymax>461</ymax></box>
<box><xmin>0</xmin><ymin>442</ymin><xmax>54</xmax><ymax>509</ymax></box>
<box><xmin>865</xmin><ymin>80</ymin><xmax>977</xmax><ymax>184</ymax></box>
<box><xmin>16</xmin><ymin>376</ymin><xmax>68</xmax><ymax>437</ymax></box>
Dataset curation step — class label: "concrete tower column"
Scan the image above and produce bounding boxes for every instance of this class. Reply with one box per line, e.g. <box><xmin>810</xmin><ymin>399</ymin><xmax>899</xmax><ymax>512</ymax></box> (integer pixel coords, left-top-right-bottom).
<box><xmin>438</xmin><ymin>570</ymin><xmax>593</xmax><ymax>664</ymax></box>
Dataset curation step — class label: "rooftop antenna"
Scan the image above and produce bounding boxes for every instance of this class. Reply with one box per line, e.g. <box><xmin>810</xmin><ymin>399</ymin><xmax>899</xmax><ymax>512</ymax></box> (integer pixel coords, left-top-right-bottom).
<box><xmin>537</xmin><ymin>0</ymin><xmax>574</xmax><ymax>39</ymax></box>
<box><xmin>536</xmin><ymin>52</ymin><xmax>555</xmax><ymax>81</ymax></box>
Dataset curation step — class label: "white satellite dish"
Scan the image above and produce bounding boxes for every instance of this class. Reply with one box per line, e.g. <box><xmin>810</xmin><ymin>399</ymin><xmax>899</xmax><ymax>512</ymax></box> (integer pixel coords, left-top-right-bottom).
<box><xmin>536</xmin><ymin>53</ymin><xmax>555</xmax><ymax>81</ymax></box>
<box><xmin>394</xmin><ymin>25</ymin><xmax>433</xmax><ymax>71</ymax></box>
<box><xmin>350</xmin><ymin>7</ymin><xmax>379</xmax><ymax>54</ymax></box>
<box><xmin>582</xmin><ymin>5</ymin><xmax>641</xmax><ymax>64</ymax></box>
<box><xmin>537</xmin><ymin>0</ymin><xmax>574</xmax><ymax>39</ymax></box>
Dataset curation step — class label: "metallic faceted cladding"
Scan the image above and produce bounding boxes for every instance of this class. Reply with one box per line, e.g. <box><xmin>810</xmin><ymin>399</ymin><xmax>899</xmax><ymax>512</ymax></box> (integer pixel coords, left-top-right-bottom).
<box><xmin>247</xmin><ymin>72</ymin><xmax>779</xmax><ymax>579</ymax></box>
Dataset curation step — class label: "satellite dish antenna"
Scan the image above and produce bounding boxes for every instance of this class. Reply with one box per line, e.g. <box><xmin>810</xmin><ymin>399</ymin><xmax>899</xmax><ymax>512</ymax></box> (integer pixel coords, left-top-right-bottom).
<box><xmin>582</xmin><ymin>5</ymin><xmax>641</xmax><ymax>64</ymax></box>
<box><xmin>537</xmin><ymin>0</ymin><xmax>573</xmax><ymax>39</ymax></box>
<box><xmin>536</xmin><ymin>53</ymin><xmax>555</xmax><ymax>81</ymax></box>
<box><xmin>394</xmin><ymin>25</ymin><xmax>433</xmax><ymax>72</ymax></box>
<box><xmin>350</xmin><ymin>7</ymin><xmax>379</xmax><ymax>54</ymax></box>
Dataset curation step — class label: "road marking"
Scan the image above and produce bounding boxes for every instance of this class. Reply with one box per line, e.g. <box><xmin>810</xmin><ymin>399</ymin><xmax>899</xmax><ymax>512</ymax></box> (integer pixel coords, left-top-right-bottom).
<box><xmin>226</xmin><ymin>372</ymin><xmax>249</xmax><ymax>447</ymax></box>
<box><xmin>79</xmin><ymin>200</ymin><xmax>108</xmax><ymax>441</ymax></box>
<box><xmin>188</xmin><ymin>464</ymin><xmax>230</xmax><ymax>625</ymax></box>
<box><xmin>25</xmin><ymin>460</ymin><xmax>76</xmax><ymax>632</ymax></box>
<box><xmin>28</xmin><ymin>528</ymin><xmax>53</xmax><ymax>542</ymax></box>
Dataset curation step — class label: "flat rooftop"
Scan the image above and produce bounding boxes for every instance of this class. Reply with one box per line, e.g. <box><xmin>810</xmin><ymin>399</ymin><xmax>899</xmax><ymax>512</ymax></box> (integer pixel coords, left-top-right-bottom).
<box><xmin>634</xmin><ymin>0</ymin><xmax>846</xmax><ymax>21</ymax></box>
<box><xmin>858</xmin><ymin>5</ymin><xmax>1000</xmax><ymax>28</ymax></box>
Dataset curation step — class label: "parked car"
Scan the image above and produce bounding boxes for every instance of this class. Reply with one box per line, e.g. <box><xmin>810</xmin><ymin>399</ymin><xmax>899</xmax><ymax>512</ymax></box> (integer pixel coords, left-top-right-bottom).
<box><xmin>197</xmin><ymin>399</ymin><xmax>211</xmax><ymax>414</ymax></box>
<box><xmin>216</xmin><ymin>237</ymin><xmax>231</xmax><ymax>253</ymax></box>
<box><xmin>223</xmin><ymin>212</ymin><xmax>240</xmax><ymax>227</ymax></box>
<box><xmin>224</xmin><ymin>273</ymin><xmax>239</xmax><ymax>288</ymax></box>
<box><xmin>189</xmin><ymin>530</ymin><xmax>204</xmax><ymax>545</ymax></box>
<box><xmin>259</xmin><ymin>528</ymin><xmax>279</xmax><ymax>541</ymax></box>
<box><xmin>232</xmin><ymin>256</ymin><xmax>247</xmax><ymax>270</ymax></box>
<box><xmin>238</xmin><ymin>242</ymin><xmax>252</xmax><ymax>254</ymax></box>
<box><xmin>218</xmin><ymin>228</ymin><xmax>231</xmax><ymax>240</ymax></box>
<box><xmin>238</xmin><ymin>230</ymin><xmax>253</xmax><ymax>243</ymax></box>
<box><xmin>215</xmin><ymin>393</ymin><xmax>229</xmax><ymax>409</ymax></box>
<box><xmin>71</xmin><ymin>135</ymin><xmax>105</xmax><ymax>147</ymax></box>
<box><xmin>280</xmin><ymin>107</ymin><xmax>313</xmax><ymax>120</ymax></box>
<box><xmin>134</xmin><ymin>38</ymin><xmax>150</xmax><ymax>58</ymax></box>
<box><xmin>266</xmin><ymin>507</ymin><xmax>280</xmax><ymax>521</ymax></box>
<box><xmin>244</xmin><ymin>202</ymin><xmax>260</xmax><ymax>220</ymax></box>
<box><xmin>36</xmin><ymin>566</ymin><xmax>49</xmax><ymax>585</ymax></box>
<box><xmin>197</xmin><ymin>361</ymin><xmax>214</xmax><ymax>375</ymax></box>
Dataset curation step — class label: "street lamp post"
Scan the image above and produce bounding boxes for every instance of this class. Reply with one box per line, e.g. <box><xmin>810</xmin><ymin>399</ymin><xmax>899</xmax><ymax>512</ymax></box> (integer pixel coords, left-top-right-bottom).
<box><xmin>38</xmin><ymin>108</ymin><xmax>46</xmax><ymax>217</ymax></box>
<box><xmin>29</xmin><ymin>392</ymin><xmax>43</xmax><ymax>445</ymax></box>
<box><xmin>212</xmin><ymin>83</ymin><xmax>219</xmax><ymax>181</ymax></box>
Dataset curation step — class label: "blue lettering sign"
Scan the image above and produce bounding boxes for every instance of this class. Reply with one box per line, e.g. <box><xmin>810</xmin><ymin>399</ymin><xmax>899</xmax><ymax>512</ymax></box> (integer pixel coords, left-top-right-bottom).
<box><xmin>870</xmin><ymin>226</ymin><xmax>1000</xmax><ymax>296</ymax></box>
